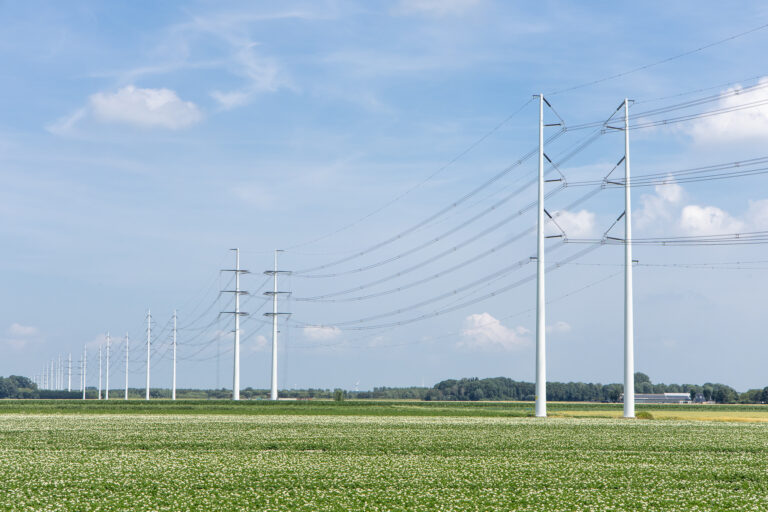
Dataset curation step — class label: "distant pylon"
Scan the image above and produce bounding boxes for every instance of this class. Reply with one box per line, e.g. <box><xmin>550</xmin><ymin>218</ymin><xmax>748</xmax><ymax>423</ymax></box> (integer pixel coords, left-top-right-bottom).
<box><xmin>146</xmin><ymin>309</ymin><xmax>151</xmax><ymax>400</ymax></box>
<box><xmin>82</xmin><ymin>345</ymin><xmax>87</xmax><ymax>400</ymax></box>
<box><xmin>98</xmin><ymin>345</ymin><xmax>102</xmax><ymax>400</ymax></box>
<box><xmin>172</xmin><ymin>310</ymin><xmax>177</xmax><ymax>401</ymax></box>
<box><xmin>124</xmin><ymin>333</ymin><xmax>129</xmax><ymax>400</ymax></box>
<box><xmin>105</xmin><ymin>332</ymin><xmax>111</xmax><ymax>400</ymax></box>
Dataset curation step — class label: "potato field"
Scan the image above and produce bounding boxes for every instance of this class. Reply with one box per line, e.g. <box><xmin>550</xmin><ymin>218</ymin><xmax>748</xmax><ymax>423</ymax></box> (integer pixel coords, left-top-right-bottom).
<box><xmin>0</xmin><ymin>401</ymin><xmax>766</xmax><ymax>511</ymax></box>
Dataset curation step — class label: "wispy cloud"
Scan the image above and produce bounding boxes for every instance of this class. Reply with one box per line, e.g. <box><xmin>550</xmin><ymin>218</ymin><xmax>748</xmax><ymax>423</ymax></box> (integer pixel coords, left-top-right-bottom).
<box><xmin>546</xmin><ymin>321</ymin><xmax>572</xmax><ymax>335</ymax></box>
<box><xmin>4</xmin><ymin>323</ymin><xmax>41</xmax><ymax>350</ymax></box>
<box><xmin>8</xmin><ymin>323</ymin><xmax>39</xmax><ymax>337</ymax></box>
<box><xmin>394</xmin><ymin>0</ymin><xmax>483</xmax><ymax>17</ymax></box>
<box><xmin>303</xmin><ymin>325</ymin><xmax>342</xmax><ymax>341</ymax></box>
<box><xmin>171</xmin><ymin>11</ymin><xmax>302</xmax><ymax>109</ymax></box>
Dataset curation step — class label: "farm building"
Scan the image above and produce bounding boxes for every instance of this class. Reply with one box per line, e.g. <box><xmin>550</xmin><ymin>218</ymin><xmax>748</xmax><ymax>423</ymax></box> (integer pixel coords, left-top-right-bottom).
<box><xmin>618</xmin><ymin>392</ymin><xmax>694</xmax><ymax>404</ymax></box>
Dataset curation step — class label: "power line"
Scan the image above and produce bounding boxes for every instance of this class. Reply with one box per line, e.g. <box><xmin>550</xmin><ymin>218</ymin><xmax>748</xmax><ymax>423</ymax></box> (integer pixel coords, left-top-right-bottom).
<box><xmin>295</xmin><ymin>243</ymin><xmax>599</xmax><ymax>331</ymax></box>
<box><xmin>634</xmin><ymin>74</ymin><xmax>767</xmax><ymax>105</ymax></box>
<box><xmin>293</xmin><ymin>129</ymin><xmax>567</xmax><ymax>275</ymax></box>
<box><xmin>294</xmin><ymin>122</ymin><xmax>612</xmax><ymax>280</ymax></box>
<box><xmin>547</xmin><ymin>21</ymin><xmax>768</xmax><ymax>96</ymax></box>
<box><xmin>285</xmin><ymin>98</ymin><xmax>536</xmax><ymax>250</ymax></box>
<box><xmin>567</xmin><ymin>230</ymin><xmax>768</xmax><ymax>246</ymax></box>
<box><xmin>567</xmin><ymin>156</ymin><xmax>768</xmax><ymax>188</ymax></box>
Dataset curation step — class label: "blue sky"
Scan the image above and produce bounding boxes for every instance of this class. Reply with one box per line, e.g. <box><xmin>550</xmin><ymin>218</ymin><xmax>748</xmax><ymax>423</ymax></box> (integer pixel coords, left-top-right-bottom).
<box><xmin>3</xmin><ymin>1</ymin><xmax>768</xmax><ymax>392</ymax></box>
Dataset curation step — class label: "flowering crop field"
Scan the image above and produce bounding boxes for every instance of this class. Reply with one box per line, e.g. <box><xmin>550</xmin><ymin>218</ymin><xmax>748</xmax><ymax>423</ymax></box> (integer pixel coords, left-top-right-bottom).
<box><xmin>0</xmin><ymin>405</ymin><xmax>767</xmax><ymax>511</ymax></box>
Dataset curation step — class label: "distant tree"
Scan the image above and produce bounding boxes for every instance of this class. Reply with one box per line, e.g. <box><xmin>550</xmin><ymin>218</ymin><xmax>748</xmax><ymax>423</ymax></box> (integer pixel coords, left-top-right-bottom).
<box><xmin>634</xmin><ymin>372</ymin><xmax>651</xmax><ymax>386</ymax></box>
<box><xmin>603</xmin><ymin>384</ymin><xmax>622</xmax><ymax>402</ymax></box>
<box><xmin>739</xmin><ymin>389</ymin><xmax>762</xmax><ymax>404</ymax></box>
<box><xmin>761</xmin><ymin>387</ymin><xmax>768</xmax><ymax>404</ymax></box>
<box><xmin>333</xmin><ymin>389</ymin><xmax>345</xmax><ymax>401</ymax></box>
<box><xmin>712</xmin><ymin>384</ymin><xmax>739</xmax><ymax>404</ymax></box>
<box><xmin>637</xmin><ymin>382</ymin><xmax>653</xmax><ymax>394</ymax></box>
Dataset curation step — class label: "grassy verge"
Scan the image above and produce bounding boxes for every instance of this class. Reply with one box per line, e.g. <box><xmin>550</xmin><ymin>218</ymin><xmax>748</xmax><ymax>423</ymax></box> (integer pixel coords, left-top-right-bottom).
<box><xmin>0</xmin><ymin>399</ymin><xmax>766</xmax><ymax>421</ymax></box>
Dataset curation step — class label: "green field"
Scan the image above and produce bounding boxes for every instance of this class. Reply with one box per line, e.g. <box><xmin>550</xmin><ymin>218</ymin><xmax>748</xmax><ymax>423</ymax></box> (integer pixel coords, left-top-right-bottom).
<box><xmin>1</xmin><ymin>401</ymin><xmax>767</xmax><ymax>511</ymax></box>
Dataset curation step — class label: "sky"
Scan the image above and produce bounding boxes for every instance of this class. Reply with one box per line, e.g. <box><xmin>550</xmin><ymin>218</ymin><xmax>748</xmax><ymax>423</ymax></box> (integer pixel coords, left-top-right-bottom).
<box><xmin>3</xmin><ymin>1</ymin><xmax>768</xmax><ymax>392</ymax></box>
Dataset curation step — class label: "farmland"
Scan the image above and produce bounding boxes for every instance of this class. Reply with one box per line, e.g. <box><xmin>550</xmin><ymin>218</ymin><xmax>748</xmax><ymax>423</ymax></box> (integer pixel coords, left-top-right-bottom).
<box><xmin>0</xmin><ymin>401</ymin><xmax>767</xmax><ymax>511</ymax></box>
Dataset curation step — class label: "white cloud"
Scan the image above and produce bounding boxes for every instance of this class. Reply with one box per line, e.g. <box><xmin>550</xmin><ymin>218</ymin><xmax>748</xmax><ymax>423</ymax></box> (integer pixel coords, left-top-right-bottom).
<box><xmin>635</xmin><ymin>179</ymin><xmax>684</xmax><ymax>230</ymax></box>
<box><xmin>174</xmin><ymin>18</ymin><xmax>291</xmax><ymax>109</ymax></box>
<box><xmin>457</xmin><ymin>313</ymin><xmax>529</xmax><ymax>351</ymax></box>
<box><xmin>232</xmin><ymin>184</ymin><xmax>277</xmax><ymax>210</ymax></box>
<box><xmin>49</xmin><ymin>86</ymin><xmax>202</xmax><ymax>134</ymax></box>
<box><xmin>679</xmin><ymin>205</ymin><xmax>745</xmax><ymax>236</ymax></box>
<box><xmin>8</xmin><ymin>323</ymin><xmax>39</xmax><ymax>337</ymax></box>
<box><xmin>747</xmin><ymin>199</ymin><xmax>768</xmax><ymax>229</ymax></box>
<box><xmin>634</xmin><ymin>178</ymin><xmax>758</xmax><ymax>237</ymax></box>
<box><xmin>245</xmin><ymin>334</ymin><xmax>269</xmax><ymax>352</ymax></box>
<box><xmin>4</xmin><ymin>323</ymin><xmax>41</xmax><ymax>350</ymax></box>
<box><xmin>85</xmin><ymin>333</ymin><xmax>114</xmax><ymax>350</ymax></box>
<box><xmin>90</xmin><ymin>86</ymin><xmax>202</xmax><ymax>129</ymax></box>
<box><xmin>550</xmin><ymin>209</ymin><xmax>596</xmax><ymax>238</ymax></box>
<box><xmin>367</xmin><ymin>335</ymin><xmax>388</xmax><ymax>348</ymax></box>
<box><xmin>209</xmin><ymin>50</ymin><xmax>286</xmax><ymax>110</ymax></box>
<box><xmin>688</xmin><ymin>77</ymin><xmax>768</xmax><ymax>144</ymax></box>
<box><xmin>546</xmin><ymin>321</ymin><xmax>571</xmax><ymax>334</ymax></box>
<box><xmin>303</xmin><ymin>325</ymin><xmax>342</xmax><ymax>340</ymax></box>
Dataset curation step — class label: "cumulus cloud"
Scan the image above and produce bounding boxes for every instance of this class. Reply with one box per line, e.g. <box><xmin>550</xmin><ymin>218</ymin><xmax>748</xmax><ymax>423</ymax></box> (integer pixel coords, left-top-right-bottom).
<box><xmin>245</xmin><ymin>334</ymin><xmax>269</xmax><ymax>352</ymax></box>
<box><xmin>457</xmin><ymin>313</ymin><xmax>529</xmax><ymax>351</ymax></box>
<box><xmin>747</xmin><ymin>199</ymin><xmax>768</xmax><ymax>229</ymax></box>
<box><xmin>546</xmin><ymin>321</ymin><xmax>572</xmax><ymax>334</ymax></box>
<box><xmin>49</xmin><ymin>85</ymin><xmax>202</xmax><ymax>134</ymax></box>
<box><xmin>635</xmin><ymin>178</ymin><xmax>684</xmax><ymax>230</ymax></box>
<box><xmin>688</xmin><ymin>77</ymin><xmax>768</xmax><ymax>144</ymax></box>
<box><xmin>633</xmin><ymin>178</ymin><xmax>766</xmax><ymax>237</ymax></box>
<box><xmin>303</xmin><ymin>325</ymin><xmax>342</xmax><ymax>340</ymax></box>
<box><xmin>679</xmin><ymin>205</ymin><xmax>745</xmax><ymax>236</ymax></box>
<box><xmin>549</xmin><ymin>209</ymin><xmax>596</xmax><ymax>237</ymax></box>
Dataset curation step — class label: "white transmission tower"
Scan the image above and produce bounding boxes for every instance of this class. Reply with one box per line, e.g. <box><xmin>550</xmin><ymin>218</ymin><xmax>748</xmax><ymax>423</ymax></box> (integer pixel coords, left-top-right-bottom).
<box><xmin>264</xmin><ymin>249</ymin><xmax>291</xmax><ymax>401</ymax></box>
<box><xmin>221</xmin><ymin>248</ymin><xmax>249</xmax><ymax>401</ymax></box>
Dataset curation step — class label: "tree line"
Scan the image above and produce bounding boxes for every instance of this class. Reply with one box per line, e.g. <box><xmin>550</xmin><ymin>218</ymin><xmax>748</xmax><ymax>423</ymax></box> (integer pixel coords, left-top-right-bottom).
<box><xmin>424</xmin><ymin>373</ymin><xmax>767</xmax><ymax>404</ymax></box>
<box><xmin>3</xmin><ymin>372</ymin><xmax>767</xmax><ymax>403</ymax></box>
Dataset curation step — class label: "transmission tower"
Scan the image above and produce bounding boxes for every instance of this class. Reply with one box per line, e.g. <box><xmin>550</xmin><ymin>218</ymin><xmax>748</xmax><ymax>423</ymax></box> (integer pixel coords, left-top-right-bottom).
<box><xmin>221</xmin><ymin>248</ymin><xmax>249</xmax><ymax>400</ymax></box>
<box><xmin>98</xmin><ymin>344</ymin><xmax>102</xmax><ymax>400</ymax></box>
<box><xmin>172</xmin><ymin>310</ymin><xmax>177</xmax><ymax>401</ymax></box>
<box><xmin>264</xmin><ymin>249</ymin><xmax>291</xmax><ymax>401</ymax></box>
<box><xmin>622</xmin><ymin>98</ymin><xmax>635</xmax><ymax>418</ymax></box>
<box><xmin>124</xmin><ymin>333</ymin><xmax>129</xmax><ymax>400</ymax></box>
<box><xmin>146</xmin><ymin>309</ymin><xmax>151</xmax><ymax>400</ymax></box>
<box><xmin>105</xmin><ymin>332</ymin><xmax>111</xmax><ymax>400</ymax></box>
<box><xmin>82</xmin><ymin>345</ymin><xmax>86</xmax><ymax>400</ymax></box>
